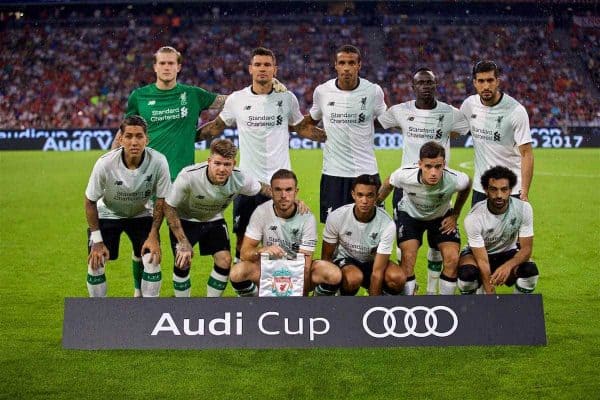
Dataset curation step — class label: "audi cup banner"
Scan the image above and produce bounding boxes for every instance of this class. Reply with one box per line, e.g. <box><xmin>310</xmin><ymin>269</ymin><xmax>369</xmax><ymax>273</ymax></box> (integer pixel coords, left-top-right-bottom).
<box><xmin>63</xmin><ymin>295</ymin><xmax>546</xmax><ymax>349</ymax></box>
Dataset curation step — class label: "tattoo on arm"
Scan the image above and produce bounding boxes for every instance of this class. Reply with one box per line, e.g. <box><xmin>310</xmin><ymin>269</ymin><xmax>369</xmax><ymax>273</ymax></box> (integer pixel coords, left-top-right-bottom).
<box><xmin>209</xmin><ymin>94</ymin><xmax>227</xmax><ymax>111</ymax></box>
<box><xmin>196</xmin><ymin>117</ymin><xmax>226</xmax><ymax>141</ymax></box>
<box><xmin>150</xmin><ymin>199</ymin><xmax>165</xmax><ymax>235</ymax></box>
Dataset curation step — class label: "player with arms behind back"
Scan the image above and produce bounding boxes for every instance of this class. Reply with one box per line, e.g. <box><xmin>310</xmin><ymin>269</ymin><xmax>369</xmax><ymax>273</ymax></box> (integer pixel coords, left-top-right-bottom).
<box><xmin>460</xmin><ymin>60</ymin><xmax>534</xmax><ymax>205</ymax></box>
<box><xmin>304</xmin><ymin>45</ymin><xmax>387</xmax><ymax>223</ymax></box>
<box><xmin>85</xmin><ymin>115</ymin><xmax>171</xmax><ymax>297</ymax></box>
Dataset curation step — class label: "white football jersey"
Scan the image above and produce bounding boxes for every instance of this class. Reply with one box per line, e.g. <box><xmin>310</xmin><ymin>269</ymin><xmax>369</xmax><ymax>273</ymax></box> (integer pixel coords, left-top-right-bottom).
<box><xmin>245</xmin><ymin>200</ymin><xmax>317</xmax><ymax>256</ymax></box>
<box><xmin>460</xmin><ymin>93</ymin><xmax>531</xmax><ymax>194</ymax></box>
<box><xmin>219</xmin><ymin>86</ymin><xmax>304</xmax><ymax>183</ymax></box>
<box><xmin>85</xmin><ymin>147</ymin><xmax>171</xmax><ymax>219</ymax></box>
<box><xmin>310</xmin><ymin>78</ymin><xmax>386</xmax><ymax>177</ymax></box>
<box><xmin>166</xmin><ymin>162</ymin><xmax>260</xmax><ymax>222</ymax></box>
<box><xmin>389</xmin><ymin>166</ymin><xmax>470</xmax><ymax>220</ymax></box>
<box><xmin>323</xmin><ymin>204</ymin><xmax>395</xmax><ymax>263</ymax></box>
<box><xmin>378</xmin><ymin>100</ymin><xmax>470</xmax><ymax>167</ymax></box>
<box><xmin>464</xmin><ymin>197</ymin><xmax>533</xmax><ymax>254</ymax></box>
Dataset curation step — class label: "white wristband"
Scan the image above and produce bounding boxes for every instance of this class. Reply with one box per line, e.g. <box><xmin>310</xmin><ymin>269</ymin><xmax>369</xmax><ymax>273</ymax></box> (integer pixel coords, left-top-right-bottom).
<box><xmin>90</xmin><ymin>230</ymin><xmax>103</xmax><ymax>244</ymax></box>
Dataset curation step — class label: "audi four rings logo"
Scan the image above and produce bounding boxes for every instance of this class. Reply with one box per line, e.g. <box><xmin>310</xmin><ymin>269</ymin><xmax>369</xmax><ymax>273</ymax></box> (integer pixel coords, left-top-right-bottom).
<box><xmin>362</xmin><ymin>306</ymin><xmax>459</xmax><ymax>338</ymax></box>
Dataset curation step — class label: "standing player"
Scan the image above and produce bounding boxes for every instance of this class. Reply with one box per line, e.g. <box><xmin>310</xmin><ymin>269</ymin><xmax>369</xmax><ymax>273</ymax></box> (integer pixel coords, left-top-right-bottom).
<box><xmin>85</xmin><ymin>116</ymin><xmax>171</xmax><ymax>297</ymax></box>
<box><xmin>312</xmin><ymin>175</ymin><xmax>405</xmax><ymax>296</ymax></box>
<box><xmin>304</xmin><ymin>44</ymin><xmax>387</xmax><ymax>223</ymax></box>
<box><xmin>112</xmin><ymin>46</ymin><xmax>224</xmax><ymax>181</ymax></box>
<box><xmin>229</xmin><ymin>169</ymin><xmax>341</xmax><ymax>296</ymax></box>
<box><xmin>163</xmin><ymin>139</ymin><xmax>270</xmax><ymax>297</ymax></box>
<box><xmin>458</xmin><ymin>166</ymin><xmax>539</xmax><ymax>294</ymax></box>
<box><xmin>378</xmin><ymin>141</ymin><xmax>471</xmax><ymax>295</ymax></box>
<box><xmin>460</xmin><ymin>60</ymin><xmax>534</xmax><ymax>205</ymax></box>
<box><xmin>378</xmin><ymin>67</ymin><xmax>470</xmax><ymax>294</ymax></box>
<box><xmin>197</xmin><ymin>47</ymin><xmax>325</xmax><ymax>262</ymax></box>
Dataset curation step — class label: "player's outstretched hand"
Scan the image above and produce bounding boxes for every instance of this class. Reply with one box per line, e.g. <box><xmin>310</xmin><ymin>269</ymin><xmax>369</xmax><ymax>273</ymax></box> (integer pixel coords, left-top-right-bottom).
<box><xmin>439</xmin><ymin>214</ymin><xmax>458</xmax><ymax>235</ymax></box>
<box><xmin>88</xmin><ymin>243</ymin><xmax>109</xmax><ymax>270</ymax></box>
<box><xmin>272</xmin><ymin>78</ymin><xmax>287</xmax><ymax>93</ymax></box>
<box><xmin>141</xmin><ymin>236</ymin><xmax>162</xmax><ymax>264</ymax></box>
<box><xmin>175</xmin><ymin>241</ymin><xmax>193</xmax><ymax>269</ymax></box>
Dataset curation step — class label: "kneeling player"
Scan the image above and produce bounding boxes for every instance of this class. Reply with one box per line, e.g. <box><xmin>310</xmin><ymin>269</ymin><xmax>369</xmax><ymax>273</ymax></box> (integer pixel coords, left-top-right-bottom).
<box><xmin>378</xmin><ymin>141</ymin><xmax>471</xmax><ymax>295</ymax></box>
<box><xmin>458</xmin><ymin>166</ymin><xmax>539</xmax><ymax>294</ymax></box>
<box><xmin>85</xmin><ymin>115</ymin><xmax>171</xmax><ymax>297</ymax></box>
<box><xmin>230</xmin><ymin>169</ymin><xmax>340</xmax><ymax>296</ymax></box>
<box><xmin>164</xmin><ymin>139</ymin><xmax>269</xmax><ymax>297</ymax></box>
<box><xmin>312</xmin><ymin>175</ymin><xmax>404</xmax><ymax>296</ymax></box>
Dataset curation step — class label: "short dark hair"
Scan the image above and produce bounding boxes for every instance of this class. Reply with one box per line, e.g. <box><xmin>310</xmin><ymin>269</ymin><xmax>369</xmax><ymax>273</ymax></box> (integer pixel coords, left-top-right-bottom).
<box><xmin>419</xmin><ymin>141</ymin><xmax>445</xmax><ymax>160</ymax></box>
<box><xmin>210</xmin><ymin>139</ymin><xmax>237</xmax><ymax>159</ymax></box>
<box><xmin>351</xmin><ymin>174</ymin><xmax>380</xmax><ymax>192</ymax></box>
<box><xmin>335</xmin><ymin>44</ymin><xmax>361</xmax><ymax>63</ymax></box>
<box><xmin>480</xmin><ymin>166</ymin><xmax>517</xmax><ymax>190</ymax></box>
<box><xmin>271</xmin><ymin>169</ymin><xmax>298</xmax><ymax>186</ymax></box>
<box><xmin>413</xmin><ymin>67</ymin><xmax>434</xmax><ymax>76</ymax></box>
<box><xmin>472</xmin><ymin>60</ymin><xmax>500</xmax><ymax>78</ymax></box>
<box><xmin>154</xmin><ymin>46</ymin><xmax>182</xmax><ymax>64</ymax></box>
<box><xmin>120</xmin><ymin>115</ymin><xmax>148</xmax><ymax>135</ymax></box>
<box><xmin>250</xmin><ymin>47</ymin><xmax>276</xmax><ymax>65</ymax></box>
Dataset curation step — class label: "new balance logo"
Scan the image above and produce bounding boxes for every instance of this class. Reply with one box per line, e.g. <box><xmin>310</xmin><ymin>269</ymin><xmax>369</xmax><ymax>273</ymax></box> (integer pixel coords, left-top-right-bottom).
<box><xmin>344</xmin><ymin>231</ymin><xmax>352</xmax><ymax>236</ymax></box>
<box><xmin>269</xmin><ymin>226</ymin><xmax>277</xmax><ymax>231</ymax></box>
<box><xmin>244</xmin><ymin>105</ymin><xmax>252</xmax><ymax>110</ymax></box>
<box><xmin>471</xmin><ymin>114</ymin><xmax>477</xmax><ymax>119</ymax></box>
<box><xmin>145</xmin><ymin>175</ymin><xmax>153</xmax><ymax>182</ymax></box>
<box><xmin>114</xmin><ymin>180</ymin><xmax>123</xmax><ymax>185</ymax></box>
<box><xmin>408</xmin><ymin>116</ymin><xmax>415</xmax><ymax>121</ymax></box>
<box><xmin>370</xmin><ymin>232</ymin><xmax>378</xmax><ymax>240</ymax></box>
<box><xmin>148</xmin><ymin>100</ymin><xmax>156</xmax><ymax>106</ymax></box>
<box><xmin>196</xmin><ymin>195</ymin><xmax>205</xmax><ymax>199</ymax></box>
<box><xmin>327</xmin><ymin>101</ymin><xmax>335</xmax><ymax>106</ymax></box>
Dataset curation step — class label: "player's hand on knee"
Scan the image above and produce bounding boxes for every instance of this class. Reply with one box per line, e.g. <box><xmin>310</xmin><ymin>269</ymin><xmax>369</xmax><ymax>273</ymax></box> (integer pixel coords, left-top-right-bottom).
<box><xmin>88</xmin><ymin>243</ymin><xmax>109</xmax><ymax>270</ymax></box>
<box><xmin>439</xmin><ymin>215</ymin><xmax>457</xmax><ymax>234</ymax></box>
<box><xmin>272</xmin><ymin>78</ymin><xmax>287</xmax><ymax>93</ymax></box>
<box><xmin>142</xmin><ymin>237</ymin><xmax>162</xmax><ymax>264</ymax></box>
<box><xmin>490</xmin><ymin>265</ymin><xmax>511</xmax><ymax>286</ymax></box>
<box><xmin>175</xmin><ymin>241</ymin><xmax>193</xmax><ymax>269</ymax></box>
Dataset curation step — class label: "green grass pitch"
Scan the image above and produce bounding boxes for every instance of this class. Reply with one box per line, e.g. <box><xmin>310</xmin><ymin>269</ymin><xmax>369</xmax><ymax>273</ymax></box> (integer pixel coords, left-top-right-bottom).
<box><xmin>0</xmin><ymin>148</ymin><xmax>598</xmax><ymax>399</ymax></box>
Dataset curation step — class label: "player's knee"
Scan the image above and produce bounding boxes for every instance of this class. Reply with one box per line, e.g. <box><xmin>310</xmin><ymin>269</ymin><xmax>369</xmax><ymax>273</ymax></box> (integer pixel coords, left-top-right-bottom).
<box><xmin>516</xmin><ymin>261</ymin><xmax>539</xmax><ymax>278</ymax></box>
<box><xmin>442</xmin><ymin>252</ymin><xmax>459</xmax><ymax>271</ymax></box>
<box><xmin>457</xmin><ymin>264</ymin><xmax>480</xmax><ymax>294</ymax></box>
<box><xmin>341</xmin><ymin>270</ymin><xmax>362</xmax><ymax>295</ymax></box>
<box><xmin>229</xmin><ymin>262</ymin><xmax>251</xmax><ymax>283</ymax></box>
<box><xmin>384</xmin><ymin>271</ymin><xmax>406</xmax><ymax>295</ymax></box>
<box><xmin>213</xmin><ymin>252</ymin><xmax>232</xmax><ymax>269</ymax></box>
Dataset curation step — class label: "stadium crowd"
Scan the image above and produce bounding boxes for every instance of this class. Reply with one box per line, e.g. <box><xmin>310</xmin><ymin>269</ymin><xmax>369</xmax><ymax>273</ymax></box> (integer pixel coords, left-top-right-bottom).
<box><xmin>1</xmin><ymin>7</ymin><xmax>598</xmax><ymax>129</ymax></box>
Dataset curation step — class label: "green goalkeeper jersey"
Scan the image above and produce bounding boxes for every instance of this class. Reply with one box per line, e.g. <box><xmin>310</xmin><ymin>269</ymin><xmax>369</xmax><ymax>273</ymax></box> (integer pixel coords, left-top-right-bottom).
<box><xmin>126</xmin><ymin>83</ymin><xmax>217</xmax><ymax>180</ymax></box>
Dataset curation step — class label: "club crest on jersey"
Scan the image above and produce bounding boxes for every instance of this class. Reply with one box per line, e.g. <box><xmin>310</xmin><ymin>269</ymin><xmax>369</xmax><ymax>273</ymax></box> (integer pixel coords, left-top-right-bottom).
<box><xmin>327</xmin><ymin>101</ymin><xmax>335</xmax><ymax>106</ymax></box>
<box><xmin>291</xmin><ymin>228</ymin><xmax>300</xmax><ymax>238</ymax></box>
<box><xmin>244</xmin><ymin>105</ymin><xmax>252</xmax><ymax>110</ymax></box>
<box><xmin>408</xmin><ymin>116</ymin><xmax>415</xmax><ymax>121</ymax></box>
<box><xmin>510</xmin><ymin>217</ymin><xmax>517</xmax><ymax>226</ymax></box>
<box><xmin>114</xmin><ymin>180</ymin><xmax>123</xmax><ymax>185</ymax></box>
<box><xmin>196</xmin><ymin>195</ymin><xmax>205</xmax><ymax>199</ymax></box>
<box><xmin>145</xmin><ymin>190</ymin><xmax>151</xmax><ymax>197</ymax></box>
<box><xmin>277</xmin><ymin>100</ymin><xmax>283</xmax><ymax>113</ymax></box>
<box><xmin>360</xmin><ymin>97</ymin><xmax>367</xmax><ymax>110</ymax></box>
<box><xmin>271</xmin><ymin>266</ymin><xmax>294</xmax><ymax>297</ymax></box>
<box><xmin>269</xmin><ymin>225</ymin><xmax>278</xmax><ymax>231</ymax></box>
<box><xmin>344</xmin><ymin>231</ymin><xmax>352</xmax><ymax>236</ymax></box>
<box><xmin>145</xmin><ymin>174</ymin><xmax>153</xmax><ymax>182</ymax></box>
<box><xmin>496</xmin><ymin>116</ymin><xmax>504</xmax><ymax>128</ymax></box>
<box><xmin>471</xmin><ymin>114</ymin><xmax>477</xmax><ymax>119</ymax></box>
<box><xmin>180</xmin><ymin>92</ymin><xmax>187</xmax><ymax>106</ymax></box>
